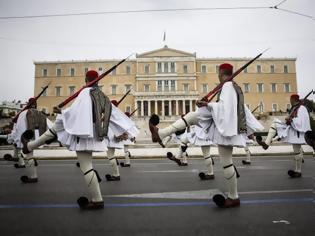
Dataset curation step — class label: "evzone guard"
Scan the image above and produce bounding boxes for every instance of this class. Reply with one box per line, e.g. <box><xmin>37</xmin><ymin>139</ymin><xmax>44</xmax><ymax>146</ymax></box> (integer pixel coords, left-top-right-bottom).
<box><xmin>21</xmin><ymin>56</ymin><xmax>131</xmax><ymax>209</ymax></box>
<box><xmin>166</xmin><ymin>116</ymin><xmax>217</xmax><ymax>179</ymax></box>
<box><xmin>105</xmin><ymin>101</ymin><xmax>139</xmax><ymax>181</ymax></box>
<box><xmin>256</xmin><ymin>93</ymin><xmax>312</xmax><ymax>178</ymax></box>
<box><xmin>165</xmin><ymin>115</ymin><xmax>190</xmax><ymax>166</ymax></box>
<box><xmin>17</xmin><ymin>98</ymin><xmax>53</xmax><ymax>182</ymax></box>
<box><xmin>149</xmin><ymin>56</ymin><xmax>264</xmax><ymax>208</ymax></box>
<box><xmin>120</xmin><ymin>111</ymin><xmax>138</xmax><ymax>168</ymax></box>
<box><xmin>1</xmin><ymin>84</ymin><xmax>51</xmax><ymax>166</ymax></box>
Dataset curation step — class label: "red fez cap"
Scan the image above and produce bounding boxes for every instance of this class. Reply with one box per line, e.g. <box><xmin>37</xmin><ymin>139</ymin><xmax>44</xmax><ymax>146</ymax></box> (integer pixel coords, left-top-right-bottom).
<box><xmin>28</xmin><ymin>97</ymin><xmax>36</xmax><ymax>104</ymax></box>
<box><xmin>85</xmin><ymin>70</ymin><xmax>99</xmax><ymax>80</ymax></box>
<box><xmin>111</xmin><ymin>100</ymin><xmax>118</xmax><ymax>107</ymax></box>
<box><xmin>125</xmin><ymin>112</ymin><xmax>131</xmax><ymax>117</ymax></box>
<box><xmin>219</xmin><ymin>63</ymin><xmax>233</xmax><ymax>72</ymax></box>
<box><xmin>290</xmin><ymin>94</ymin><xmax>299</xmax><ymax>100</ymax></box>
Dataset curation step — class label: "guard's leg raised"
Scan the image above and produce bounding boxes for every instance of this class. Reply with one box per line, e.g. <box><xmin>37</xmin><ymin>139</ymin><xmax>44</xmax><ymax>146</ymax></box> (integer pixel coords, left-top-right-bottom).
<box><xmin>149</xmin><ymin>112</ymin><xmax>198</xmax><ymax>147</ymax></box>
<box><xmin>257</xmin><ymin>123</ymin><xmax>277</xmax><ymax>150</ymax></box>
<box><xmin>22</xmin><ymin>128</ymin><xmax>57</xmax><ymax>154</ymax></box>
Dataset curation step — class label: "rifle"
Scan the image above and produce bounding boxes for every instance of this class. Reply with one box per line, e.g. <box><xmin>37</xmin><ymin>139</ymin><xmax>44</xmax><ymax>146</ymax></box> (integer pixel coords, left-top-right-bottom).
<box><xmin>129</xmin><ymin>108</ymin><xmax>138</xmax><ymax>117</ymax></box>
<box><xmin>117</xmin><ymin>89</ymin><xmax>131</xmax><ymax>106</ymax></box>
<box><xmin>203</xmin><ymin>48</ymin><xmax>270</xmax><ymax>102</ymax></box>
<box><xmin>251</xmin><ymin>104</ymin><xmax>262</xmax><ymax>113</ymax></box>
<box><xmin>57</xmin><ymin>54</ymin><xmax>133</xmax><ymax>108</ymax></box>
<box><xmin>12</xmin><ymin>82</ymin><xmax>51</xmax><ymax>123</ymax></box>
<box><xmin>287</xmin><ymin>89</ymin><xmax>314</xmax><ymax>124</ymax></box>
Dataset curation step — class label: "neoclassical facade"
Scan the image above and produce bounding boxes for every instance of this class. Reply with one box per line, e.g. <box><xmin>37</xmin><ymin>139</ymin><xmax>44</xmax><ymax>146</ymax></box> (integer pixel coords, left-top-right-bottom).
<box><xmin>34</xmin><ymin>46</ymin><xmax>297</xmax><ymax>118</ymax></box>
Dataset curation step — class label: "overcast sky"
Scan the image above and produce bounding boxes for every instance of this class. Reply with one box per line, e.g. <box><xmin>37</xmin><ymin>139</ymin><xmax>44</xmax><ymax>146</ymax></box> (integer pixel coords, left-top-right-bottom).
<box><xmin>0</xmin><ymin>0</ymin><xmax>314</xmax><ymax>102</ymax></box>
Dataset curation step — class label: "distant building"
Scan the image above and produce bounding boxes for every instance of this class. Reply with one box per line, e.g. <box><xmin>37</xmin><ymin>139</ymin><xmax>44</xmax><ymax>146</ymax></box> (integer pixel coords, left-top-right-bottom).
<box><xmin>34</xmin><ymin>46</ymin><xmax>297</xmax><ymax>118</ymax></box>
<box><xmin>0</xmin><ymin>100</ymin><xmax>24</xmax><ymax>118</ymax></box>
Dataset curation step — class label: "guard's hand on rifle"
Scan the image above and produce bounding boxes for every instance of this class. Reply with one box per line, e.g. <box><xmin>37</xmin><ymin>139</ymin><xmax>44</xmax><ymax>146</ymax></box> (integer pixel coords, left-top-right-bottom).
<box><xmin>285</xmin><ymin>118</ymin><xmax>291</xmax><ymax>125</ymax></box>
<box><xmin>196</xmin><ymin>100</ymin><xmax>208</xmax><ymax>108</ymax></box>
<box><xmin>114</xmin><ymin>132</ymin><xmax>129</xmax><ymax>142</ymax></box>
<box><xmin>247</xmin><ymin>134</ymin><xmax>255</xmax><ymax>140</ymax></box>
<box><xmin>53</xmin><ymin>106</ymin><xmax>61</xmax><ymax>114</ymax></box>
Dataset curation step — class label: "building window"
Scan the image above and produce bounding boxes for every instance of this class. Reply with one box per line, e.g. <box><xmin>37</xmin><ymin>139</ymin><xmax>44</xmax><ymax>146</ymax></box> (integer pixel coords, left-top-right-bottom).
<box><xmin>125</xmin><ymin>84</ymin><xmax>131</xmax><ymax>93</ymax></box>
<box><xmin>126</xmin><ymin>106</ymin><xmax>131</xmax><ymax>113</ymax></box>
<box><xmin>70</xmin><ymin>68</ymin><xmax>75</xmax><ymax>77</ymax></box>
<box><xmin>42</xmin><ymin>68</ymin><xmax>48</xmax><ymax>77</ymax></box>
<box><xmin>183</xmin><ymin>83</ymin><xmax>189</xmax><ymax>92</ymax></box>
<box><xmin>201</xmin><ymin>65</ymin><xmax>207</xmax><ymax>73</ymax></box>
<box><xmin>69</xmin><ymin>86</ymin><xmax>75</xmax><ymax>95</ymax></box>
<box><xmin>157</xmin><ymin>80</ymin><xmax>162</xmax><ymax>92</ymax></box>
<box><xmin>126</xmin><ymin>65</ymin><xmax>131</xmax><ymax>75</ymax></box>
<box><xmin>257</xmin><ymin>65</ymin><xmax>261</xmax><ymax>73</ymax></box>
<box><xmin>55</xmin><ymin>87</ymin><xmax>61</xmax><ymax>96</ymax></box>
<box><xmin>84</xmin><ymin>67</ymin><xmax>89</xmax><ymax>73</ymax></box>
<box><xmin>164</xmin><ymin>80</ymin><xmax>169</xmax><ymax>92</ymax></box>
<box><xmin>157</xmin><ymin>62</ymin><xmax>162</xmax><ymax>73</ymax></box>
<box><xmin>286</xmin><ymin>103</ymin><xmax>291</xmax><ymax>112</ymax></box>
<box><xmin>183</xmin><ymin>65</ymin><xmax>188</xmax><ymax>74</ymax></box>
<box><xmin>98</xmin><ymin>67</ymin><xmax>103</xmax><ymax>72</ymax></box>
<box><xmin>56</xmin><ymin>68</ymin><xmax>61</xmax><ymax>77</ymax></box>
<box><xmin>171</xmin><ymin>80</ymin><xmax>175</xmax><ymax>91</ymax></box>
<box><xmin>144</xmin><ymin>84</ymin><xmax>150</xmax><ymax>92</ymax></box>
<box><xmin>243</xmin><ymin>83</ymin><xmax>250</xmax><ymax>93</ymax></box>
<box><xmin>111</xmin><ymin>85</ymin><xmax>117</xmax><ymax>95</ymax></box>
<box><xmin>244</xmin><ymin>67</ymin><xmax>248</xmax><ymax>73</ymax></box>
<box><xmin>111</xmin><ymin>68</ymin><xmax>116</xmax><ymax>75</ymax></box>
<box><xmin>257</xmin><ymin>83</ymin><xmax>264</xmax><ymax>93</ymax></box>
<box><xmin>271</xmin><ymin>83</ymin><xmax>277</xmax><ymax>93</ymax></box>
<box><xmin>202</xmin><ymin>84</ymin><xmax>208</xmax><ymax>93</ymax></box>
<box><xmin>164</xmin><ymin>62</ymin><xmax>169</xmax><ymax>73</ymax></box>
<box><xmin>284</xmin><ymin>65</ymin><xmax>288</xmax><ymax>73</ymax></box>
<box><xmin>145</xmin><ymin>65</ymin><xmax>150</xmax><ymax>74</ymax></box>
<box><xmin>270</xmin><ymin>65</ymin><xmax>275</xmax><ymax>73</ymax></box>
<box><xmin>284</xmin><ymin>83</ymin><xmax>290</xmax><ymax>93</ymax></box>
<box><xmin>272</xmin><ymin>103</ymin><xmax>278</xmax><ymax>112</ymax></box>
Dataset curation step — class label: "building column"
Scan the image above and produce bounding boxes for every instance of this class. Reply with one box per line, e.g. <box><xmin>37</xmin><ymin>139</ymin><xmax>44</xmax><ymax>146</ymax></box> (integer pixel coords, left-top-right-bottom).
<box><xmin>155</xmin><ymin>100</ymin><xmax>158</xmax><ymax>114</ymax></box>
<box><xmin>189</xmin><ymin>100</ymin><xmax>193</xmax><ymax>113</ymax></box>
<box><xmin>168</xmin><ymin>100</ymin><xmax>172</xmax><ymax>116</ymax></box>
<box><xmin>141</xmin><ymin>100</ymin><xmax>144</xmax><ymax>117</ymax></box>
<box><xmin>134</xmin><ymin>100</ymin><xmax>138</xmax><ymax>117</ymax></box>
<box><xmin>162</xmin><ymin>100</ymin><xmax>165</xmax><ymax>116</ymax></box>
<box><xmin>176</xmin><ymin>100</ymin><xmax>179</xmax><ymax>116</ymax></box>
<box><xmin>148</xmin><ymin>100</ymin><xmax>151</xmax><ymax>116</ymax></box>
<box><xmin>182</xmin><ymin>100</ymin><xmax>186</xmax><ymax>114</ymax></box>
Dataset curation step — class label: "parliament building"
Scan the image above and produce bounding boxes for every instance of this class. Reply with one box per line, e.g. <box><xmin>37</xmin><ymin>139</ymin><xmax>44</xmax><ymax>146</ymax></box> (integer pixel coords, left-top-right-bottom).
<box><xmin>34</xmin><ymin>46</ymin><xmax>297</xmax><ymax>118</ymax></box>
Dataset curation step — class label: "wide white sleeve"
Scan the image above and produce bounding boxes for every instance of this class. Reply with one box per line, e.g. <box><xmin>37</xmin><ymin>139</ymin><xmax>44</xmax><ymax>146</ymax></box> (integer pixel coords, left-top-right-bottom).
<box><xmin>14</xmin><ymin>110</ymin><xmax>28</xmax><ymax>143</ymax></box>
<box><xmin>109</xmin><ymin>105</ymin><xmax>139</xmax><ymax>137</ymax></box>
<box><xmin>61</xmin><ymin>88</ymin><xmax>94</xmax><ymax>138</ymax></box>
<box><xmin>207</xmin><ymin>82</ymin><xmax>238</xmax><ymax>137</ymax></box>
<box><xmin>244</xmin><ymin>105</ymin><xmax>264</xmax><ymax>131</ymax></box>
<box><xmin>291</xmin><ymin>105</ymin><xmax>311</xmax><ymax>132</ymax></box>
